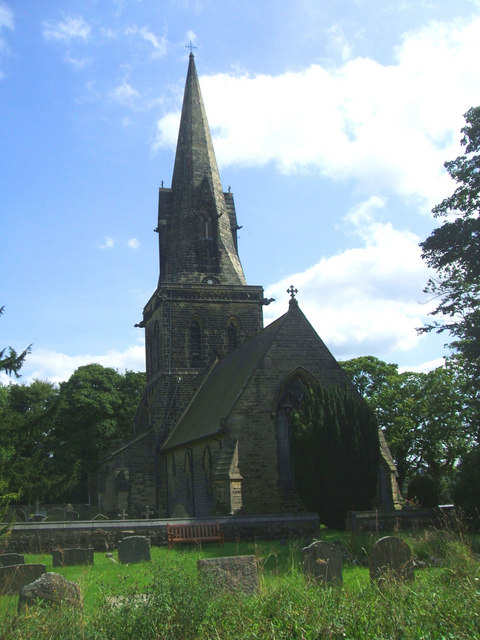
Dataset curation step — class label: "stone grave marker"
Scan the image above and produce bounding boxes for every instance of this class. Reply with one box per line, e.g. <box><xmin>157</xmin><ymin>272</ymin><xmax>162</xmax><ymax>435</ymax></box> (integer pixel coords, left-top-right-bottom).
<box><xmin>118</xmin><ymin>535</ymin><xmax>151</xmax><ymax>564</ymax></box>
<box><xmin>302</xmin><ymin>540</ymin><xmax>343</xmax><ymax>585</ymax></box>
<box><xmin>45</xmin><ymin>507</ymin><xmax>66</xmax><ymax>521</ymax></box>
<box><xmin>18</xmin><ymin>572</ymin><xmax>81</xmax><ymax>612</ymax></box>
<box><xmin>52</xmin><ymin>548</ymin><xmax>94</xmax><ymax>567</ymax></box>
<box><xmin>0</xmin><ymin>553</ymin><xmax>25</xmax><ymax>567</ymax></box>
<box><xmin>369</xmin><ymin>536</ymin><xmax>414</xmax><ymax>583</ymax></box>
<box><xmin>197</xmin><ymin>555</ymin><xmax>260</xmax><ymax>595</ymax></box>
<box><xmin>0</xmin><ymin>564</ymin><xmax>46</xmax><ymax>595</ymax></box>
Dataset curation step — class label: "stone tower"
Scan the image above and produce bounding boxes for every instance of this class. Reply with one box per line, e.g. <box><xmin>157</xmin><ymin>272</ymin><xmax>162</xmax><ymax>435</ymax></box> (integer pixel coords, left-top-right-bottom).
<box><xmin>136</xmin><ymin>53</ymin><xmax>265</xmax><ymax>446</ymax></box>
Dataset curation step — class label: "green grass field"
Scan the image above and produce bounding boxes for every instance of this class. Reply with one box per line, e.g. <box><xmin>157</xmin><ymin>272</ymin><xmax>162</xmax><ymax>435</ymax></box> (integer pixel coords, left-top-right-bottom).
<box><xmin>1</xmin><ymin>530</ymin><xmax>479</xmax><ymax>639</ymax></box>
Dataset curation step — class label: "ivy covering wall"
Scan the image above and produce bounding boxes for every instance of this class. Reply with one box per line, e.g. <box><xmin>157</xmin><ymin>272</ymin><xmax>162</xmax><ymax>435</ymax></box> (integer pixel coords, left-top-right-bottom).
<box><xmin>290</xmin><ymin>384</ymin><xmax>380</xmax><ymax>529</ymax></box>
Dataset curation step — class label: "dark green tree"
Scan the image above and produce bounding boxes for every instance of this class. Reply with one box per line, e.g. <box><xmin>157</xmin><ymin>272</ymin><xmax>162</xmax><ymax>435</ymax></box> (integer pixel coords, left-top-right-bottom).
<box><xmin>0</xmin><ymin>306</ymin><xmax>31</xmax><ymax>377</ymax></box>
<box><xmin>340</xmin><ymin>357</ymin><xmax>468</xmax><ymax>496</ymax></box>
<box><xmin>1</xmin><ymin>380</ymin><xmax>61</xmax><ymax>503</ymax></box>
<box><xmin>290</xmin><ymin>384</ymin><xmax>379</xmax><ymax>529</ymax></box>
<box><xmin>420</xmin><ymin>106</ymin><xmax>480</xmax><ymax>441</ymax></box>
<box><xmin>47</xmin><ymin>364</ymin><xmax>145</xmax><ymax>502</ymax></box>
<box><xmin>452</xmin><ymin>447</ymin><xmax>480</xmax><ymax>529</ymax></box>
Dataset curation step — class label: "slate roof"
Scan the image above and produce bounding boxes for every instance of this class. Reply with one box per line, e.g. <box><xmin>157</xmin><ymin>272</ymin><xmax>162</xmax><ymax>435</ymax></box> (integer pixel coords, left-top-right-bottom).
<box><xmin>161</xmin><ymin>311</ymin><xmax>288</xmax><ymax>450</ymax></box>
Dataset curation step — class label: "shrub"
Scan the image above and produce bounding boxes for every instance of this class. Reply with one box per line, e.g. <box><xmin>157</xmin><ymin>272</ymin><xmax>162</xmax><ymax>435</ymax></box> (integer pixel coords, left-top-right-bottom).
<box><xmin>407</xmin><ymin>474</ymin><xmax>439</xmax><ymax>508</ymax></box>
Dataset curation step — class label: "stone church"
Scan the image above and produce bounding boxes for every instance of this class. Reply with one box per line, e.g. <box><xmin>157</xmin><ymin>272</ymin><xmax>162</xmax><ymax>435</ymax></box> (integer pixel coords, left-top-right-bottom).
<box><xmin>97</xmin><ymin>54</ymin><xmax>400</xmax><ymax>519</ymax></box>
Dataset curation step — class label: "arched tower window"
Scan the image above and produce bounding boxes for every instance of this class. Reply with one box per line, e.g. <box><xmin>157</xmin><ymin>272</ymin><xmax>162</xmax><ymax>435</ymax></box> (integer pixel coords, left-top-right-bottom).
<box><xmin>154</xmin><ymin>320</ymin><xmax>160</xmax><ymax>371</ymax></box>
<box><xmin>190</xmin><ymin>320</ymin><xmax>202</xmax><ymax>366</ymax></box>
<box><xmin>226</xmin><ymin>317</ymin><xmax>241</xmax><ymax>354</ymax></box>
<box><xmin>227</xmin><ymin>323</ymin><xmax>238</xmax><ymax>352</ymax></box>
<box><xmin>146</xmin><ymin>328</ymin><xmax>153</xmax><ymax>376</ymax></box>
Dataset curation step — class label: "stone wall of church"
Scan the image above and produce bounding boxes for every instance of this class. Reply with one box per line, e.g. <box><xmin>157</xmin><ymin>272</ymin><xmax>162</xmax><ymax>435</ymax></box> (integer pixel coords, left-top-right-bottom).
<box><xmin>226</xmin><ymin>304</ymin><xmax>352</xmax><ymax>515</ymax></box>
<box><xmin>164</xmin><ymin>439</ymin><xmax>223</xmax><ymax>518</ymax></box>
<box><xmin>139</xmin><ymin>285</ymin><xmax>264</xmax><ymax>444</ymax></box>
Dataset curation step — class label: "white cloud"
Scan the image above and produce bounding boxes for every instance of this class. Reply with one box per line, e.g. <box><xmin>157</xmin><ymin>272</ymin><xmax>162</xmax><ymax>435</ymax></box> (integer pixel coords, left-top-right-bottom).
<box><xmin>155</xmin><ymin>15</ymin><xmax>480</xmax><ymax>209</ymax></box>
<box><xmin>16</xmin><ymin>345</ymin><xmax>145</xmax><ymax>385</ymax></box>
<box><xmin>43</xmin><ymin>16</ymin><xmax>91</xmax><ymax>43</ymax></box>
<box><xmin>399</xmin><ymin>357</ymin><xmax>445</xmax><ymax>374</ymax></box>
<box><xmin>112</xmin><ymin>80</ymin><xmax>140</xmax><ymax>105</ymax></box>
<box><xmin>0</xmin><ymin>2</ymin><xmax>13</xmax><ymax>32</ymax></box>
<box><xmin>125</xmin><ymin>25</ymin><xmax>167</xmax><ymax>58</ymax></box>
<box><xmin>0</xmin><ymin>1</ymin><xmax>13</xmax><ymax>62</ymax></box>
<box><xmin>127</xmin><ymin>238</ymin><xmax>140</xmax><ymax>249</ymax></box>
<box><xmin>264</xmin><ymin>197</ymin><xmax>435</xmax><ymax>360</ymax></box>
<box><xmin>99</xmin><ymin>237</ymin><xmax>114</xmax><ymax>249</ymax></box>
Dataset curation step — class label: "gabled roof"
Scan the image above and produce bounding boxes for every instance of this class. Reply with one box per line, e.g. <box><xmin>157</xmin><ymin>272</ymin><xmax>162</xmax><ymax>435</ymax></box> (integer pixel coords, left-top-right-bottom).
<box><xmin>161</xmin><ymin>311</ymin><xmax>289</xmax><ymax>450</ymax></box>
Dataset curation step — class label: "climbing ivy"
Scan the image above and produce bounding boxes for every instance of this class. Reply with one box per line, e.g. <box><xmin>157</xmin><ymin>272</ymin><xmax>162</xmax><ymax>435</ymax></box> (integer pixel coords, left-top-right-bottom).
<box><xmin>290</xmin><ymin>384</ymin><xmax>379</xmax><ymax>529</ymax></box>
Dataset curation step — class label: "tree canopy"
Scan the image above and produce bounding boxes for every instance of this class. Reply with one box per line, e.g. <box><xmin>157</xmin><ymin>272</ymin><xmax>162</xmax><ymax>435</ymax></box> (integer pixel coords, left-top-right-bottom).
<box><xmin>420</xmin><ymin>106</ymin><xmax>480</xmax><ymax>439</ymax></box>
<box><xmin>0</xmin><ymin>307</ymin><xmax>31</xmax><ymax>377</ymax></box>
<box><xmin>0</xmin><ymin>364</ymin><xmax>145</xmax><ymax>504</ymax></box>
<box><xmin>340</xmin><ymin>356</ymin><xmax>468</xmax><ymax>497</ymax></box>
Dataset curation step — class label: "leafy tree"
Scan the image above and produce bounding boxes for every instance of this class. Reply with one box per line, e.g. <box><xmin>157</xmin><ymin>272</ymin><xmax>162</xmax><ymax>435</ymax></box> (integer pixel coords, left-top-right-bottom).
<box><xmin>340</xmin><ymin>357</ymin><xmax>468</xmax><ymax>496</ymax></box>
<box><xmin>452</xmin><ymin>447</ymin><xmax>480</xmax><ymax>529</ymax></box>
<box><xmin>290</xmin><ymin>383</ymin><xmax>379</xmax><ymax>529</ymax></box>
<box><xmin>0</xmin><ymin>365</ymin><xmax>145</xmax><ymax>505</ymax></box>
<box><xmin>0</xmin><ymin>306</ymin><xmax>31</xmax><ymax>377</ymax></box>
<box><xmin>420</xmin><ymin>106</ymin><xmax>480</xmax><ymax>441</ymax></box>
<box><xmin>47</xmin><ymin>364</ymin><xmax>145</xmax><ymax>502</ymax></box>
<box><xmin>0</xmin><ymin>381</ymin><xmax>60</xmax><ymax>503</ymax></box>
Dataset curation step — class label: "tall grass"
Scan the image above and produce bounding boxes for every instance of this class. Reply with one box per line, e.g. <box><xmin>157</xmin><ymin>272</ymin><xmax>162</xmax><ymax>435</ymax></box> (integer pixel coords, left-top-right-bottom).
<box><xmin>1</xmin><ymin>531</ymin><xmax>479</xmax><ymax>639</ymax></box>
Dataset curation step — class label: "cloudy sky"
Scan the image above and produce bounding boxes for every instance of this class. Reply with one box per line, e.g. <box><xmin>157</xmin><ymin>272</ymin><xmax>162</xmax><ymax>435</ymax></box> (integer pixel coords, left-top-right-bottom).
<box><xmin>2</xmin><ymin>0</ymin><xmax>479</xmax><ymax>385</ymax></box>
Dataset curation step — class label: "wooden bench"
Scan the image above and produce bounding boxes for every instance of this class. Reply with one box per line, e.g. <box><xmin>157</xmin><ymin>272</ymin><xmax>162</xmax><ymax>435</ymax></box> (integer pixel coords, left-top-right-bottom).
<box><xmin>166</xmin><ymin>522</ymin><xmax>225</xmax><ymax>549</ymax></box>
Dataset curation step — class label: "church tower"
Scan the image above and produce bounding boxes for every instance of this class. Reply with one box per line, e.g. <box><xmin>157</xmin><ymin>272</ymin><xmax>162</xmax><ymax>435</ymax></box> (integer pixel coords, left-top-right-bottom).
<box><xmin>136</xmin><ymin>53</ymin><xmax>265</xmax><ymax>446</ymax></box>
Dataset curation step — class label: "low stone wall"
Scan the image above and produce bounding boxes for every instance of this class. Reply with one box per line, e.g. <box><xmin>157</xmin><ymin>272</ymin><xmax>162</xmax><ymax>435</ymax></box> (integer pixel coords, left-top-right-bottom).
<box><xmin>1</xmin><ymin>513</ymin><xmax>319</xmax><ymax>553</ymax></box>
<box><xmin>345</xmin><ymin>506</ymin><xmax>455</xmax><ymax>532</ymax></box>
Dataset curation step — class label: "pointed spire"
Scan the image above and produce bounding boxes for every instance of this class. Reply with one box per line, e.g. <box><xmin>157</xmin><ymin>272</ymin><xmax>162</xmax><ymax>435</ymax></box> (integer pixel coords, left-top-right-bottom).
<box><xmin>171</xmin><ymin>53</ymin><xmax>224</xmax><ymax>205</ymax></box>
<box><xmin>159</xmin><ymin>54</ymin><xmax>246</xmax><ymax>285</ymax></box>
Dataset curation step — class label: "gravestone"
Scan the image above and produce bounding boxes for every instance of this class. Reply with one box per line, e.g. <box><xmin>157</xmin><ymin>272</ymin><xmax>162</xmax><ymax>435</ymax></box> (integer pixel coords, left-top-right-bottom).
<box><xmin>302</xmin><ymin>541</ymin><xmax>343</xmax><ymax>585</ymax></box>
<box><xmin>0</xmin><ymin>564</ymin><xmax>46</xmax><ymax>595</ymax></box>
<box><xmin>118</xmin><ymin>536</ymin><xmax>151</xmax><ymax>564</ymax></box>
<box><xmin>52</xmin><ymin>548</ymin><xmax>94</xmax><ymax>567</ymax></box>
<box><xmin>369</xmin><ymin>536</ymin><xmax>414</xmax><ymax>582</ymax></box>
<box><xmin>197</xmin><ymin>555</ymin><xmax>260</xmax><ymax>594</ymax></box>
<box><xmin>45</xmin><ymin>507</ymin><xmax>66</xmax><ymax>521</ymax></box>
<box><xmin>18</xmin><ymin>572</ymin><xmax>81</xmax><ymax>612</ymax></box>
<box><xmin>0</xmin><ymin>553</ymin><xmax>25</xmax><ymax>567</ymax></box>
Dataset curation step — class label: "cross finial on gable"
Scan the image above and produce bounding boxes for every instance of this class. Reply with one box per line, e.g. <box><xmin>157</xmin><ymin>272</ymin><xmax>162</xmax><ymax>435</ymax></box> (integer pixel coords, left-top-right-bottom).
<box><xmin>287</xmin><ymin>284</ymin><xmax>298</xmax><ymax>300</ymax></box>
<box><xmin>186</xmin><ymin>41</ymin><xmax>197</xmax><ymax>55</ymax></box>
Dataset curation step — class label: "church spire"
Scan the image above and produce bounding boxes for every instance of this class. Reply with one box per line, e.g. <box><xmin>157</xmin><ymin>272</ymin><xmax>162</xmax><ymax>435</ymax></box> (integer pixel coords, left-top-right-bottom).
<box><xmin>158</xmin><ymin>53</ymin><xmax>246</xmax><ymax>285</ymax></box>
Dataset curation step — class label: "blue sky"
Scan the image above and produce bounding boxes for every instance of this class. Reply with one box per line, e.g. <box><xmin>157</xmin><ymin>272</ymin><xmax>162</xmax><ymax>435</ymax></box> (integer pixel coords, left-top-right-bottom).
<box><xmin>2</xmin><ymin>0</ymin><xmax>480</xmax><ymax>384</ymax></box>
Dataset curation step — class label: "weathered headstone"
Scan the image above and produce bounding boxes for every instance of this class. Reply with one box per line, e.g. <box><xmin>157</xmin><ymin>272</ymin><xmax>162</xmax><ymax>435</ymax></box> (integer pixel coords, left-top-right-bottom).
<box><xmin>65</xmin><ymin>509</ymin><xmax>79</xmax><ymax>520</ymax></box>
<box><xmin>302</xmin><ymin>541</ymin><xmax>343</xmax><ymax>585</ymax></box>
<box><xmin>0</xmin><ymin>564</ymin><xmax>46</xmax><ymax>595</ymax></box>
<box><xmin>52</xmin><ymin>548</ymin><xmax>94</xmax><ymax>567</ymax></box>
<box><xmin>197</xmin><ymin>555</ymin><xmax>260</xmax><ymax>594</ymax></box>
<box><xmin>369</xmin><ymin>536</ymin><xmax>414</xmax><ymax>583</ymax></box>
<box><xmin>45</xmin><ymin>507</ymin><xmax>66</xmax><ymax>521</ymax></box>
<box><xmin>0</xmin><ymin>553</ymin><xmax>25</xmax><ymax>567</ymax></box>
<box><xmin>18</xmin><ymin>572</ymin><xmax>81</xmax><ymax>612</ymax></box>
<box><xmin>118</xmin><ymin>536</ymin><xmax>151</xmax><ymax>564</ymax></box>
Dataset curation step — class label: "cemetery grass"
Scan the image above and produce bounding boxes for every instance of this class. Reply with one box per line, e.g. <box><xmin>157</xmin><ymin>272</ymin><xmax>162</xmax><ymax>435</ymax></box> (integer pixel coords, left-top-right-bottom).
<box><xmin>0</xmin><ymin>531</ymin><xmax>479</xmax><ymax>639</ymax></box>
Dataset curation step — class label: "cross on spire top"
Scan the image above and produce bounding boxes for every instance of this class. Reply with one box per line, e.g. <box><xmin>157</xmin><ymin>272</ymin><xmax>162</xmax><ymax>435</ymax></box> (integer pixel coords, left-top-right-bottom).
<box><xmin>287</xmin><ymin>285</ymin><xmax>298</xmax><ymax>300</ymax></box>
<box><xmin>186</xmin><ymin>40</ymin><xmax>197</xmax><ymax>55</ymax></box>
